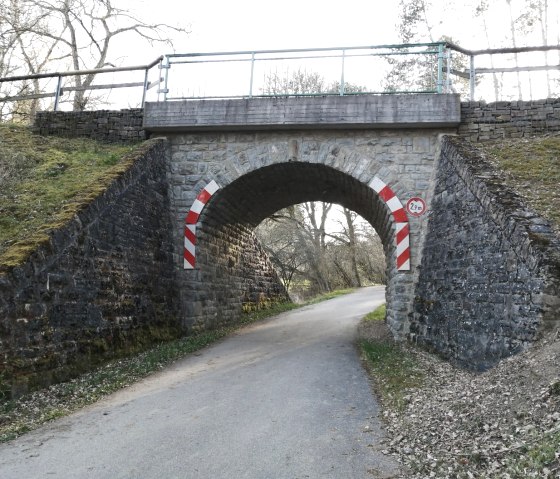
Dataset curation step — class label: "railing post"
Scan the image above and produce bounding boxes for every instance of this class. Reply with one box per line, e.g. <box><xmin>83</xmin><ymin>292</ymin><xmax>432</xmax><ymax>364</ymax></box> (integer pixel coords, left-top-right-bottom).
<box><xmin>141</xmin><ymin>67</ymin><xmax>149</xmax><ymax>107</ymax></box>
<box><xmin>53</xmin><ymin>75</ymin><xmax>62</xmax><ymax>111</ymax></box>
<box><xmin>469</xmin><ymin>55</ymin><xmax>476</xmax><ymax>100</ymax></box>
<box><xmin>157</xmin><ymin>58</ymin><xmax>163</xmax><ymax>102</ymax></box>
<box><xmin>340</xmin><ymin>49</ymin><xmax>346</xmax><ymax>96</ymax></box>
<box><xmin>160</xmin><ymin>55</ymin><xmax>170</xmax><ymax>101</ymax></box>
<box><xmin>436</xmin><ymin>42</ymin><xmax>444</xmax><ymax>93</ymax></box>
<box><xmin>249</xmin><ymin>52</ymin><xmax>255</xmax><ymax>97</ymax></box>
<box><xmin>445</xmin><ymin>48</ymin><xmax>452</xmax><ymax>93</ymax></box>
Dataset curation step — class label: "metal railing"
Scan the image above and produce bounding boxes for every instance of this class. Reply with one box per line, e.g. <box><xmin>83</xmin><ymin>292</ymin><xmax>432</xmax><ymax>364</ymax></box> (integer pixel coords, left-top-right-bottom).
<box><xmin>0</xmin><ymin>41</ymin><xmax>559</xmax><ymax>118</ymax></box>
<box><xmin>160</xmin><ymin>42</ymin><xmax>449</xmax><ymax>100</ymax></box>
<box><xmin>446</xmin><ymin>42</ymin><xmax>560</xmax><ymax>100</ymax></box>
<box><xmin>160</xmin><ymin>42</ymin><xmax>559</xmax><ymax>101</ymax></box>
<box><xmin>0</xmin><ymin>56</ymin><xmax>163</xmax><ymax>117</ymax></box>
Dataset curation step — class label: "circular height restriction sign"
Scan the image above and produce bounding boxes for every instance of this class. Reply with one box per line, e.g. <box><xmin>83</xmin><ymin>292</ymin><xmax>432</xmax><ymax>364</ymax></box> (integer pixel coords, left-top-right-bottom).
<box><xmin>406</xmin><ymin>197</ymin><xmax>427</xmax><ymax>217</ymax></box>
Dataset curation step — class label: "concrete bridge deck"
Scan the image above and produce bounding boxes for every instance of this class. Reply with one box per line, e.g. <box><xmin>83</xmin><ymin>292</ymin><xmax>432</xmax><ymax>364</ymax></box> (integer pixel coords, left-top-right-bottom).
<box><xmin>143</xmin><ymin>94</ymin><xmax>461</xmax><ymax>131</ymax></box>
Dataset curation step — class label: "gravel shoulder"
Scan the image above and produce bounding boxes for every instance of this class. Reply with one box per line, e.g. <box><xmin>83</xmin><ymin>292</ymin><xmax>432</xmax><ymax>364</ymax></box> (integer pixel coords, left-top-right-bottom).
<box><xmin>358</xmin><ymin>320</ymin><xmax>560</xmax><ymax>478</ymax></box>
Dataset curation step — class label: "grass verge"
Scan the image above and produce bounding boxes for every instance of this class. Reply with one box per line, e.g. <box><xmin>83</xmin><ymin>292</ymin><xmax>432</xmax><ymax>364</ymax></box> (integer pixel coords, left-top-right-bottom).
<box><xmin>302</xmin><ymin>288</ymin><xmax>356</xmax><ymax>305</ymax></box>
<box><xmin>502</xmin><ymin>428</ymin><xmax>560</xmax><ymax>478</ymax></box>
<box><xmin>0</xmin><ymin>123</ymin><xmax>139</xmax><ymax>269</ymax></box>
<box><xmin>358</xmin><ymin>303</ymin><xmax>424</xmax><ymax>412</ymax></box>
<box><xmin>0</xmin><ymin>289</ymin><xmax>353</xmax><ymax>443</ymax></box>
<box><xmin>481</xmin><ymin>134</ymin><xmax>560</xmax><ymax>234</ymax></box>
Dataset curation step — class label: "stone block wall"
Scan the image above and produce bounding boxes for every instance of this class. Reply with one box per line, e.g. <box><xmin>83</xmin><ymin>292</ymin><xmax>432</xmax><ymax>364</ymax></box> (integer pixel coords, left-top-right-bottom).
<box><xmin>165</xmin><ymin>130</ymin><xmax>445</xmax><ymax>337</ymax></box>
<box><xmin>460</xmin><ymin>99</ymin><xmax>560</xmax><ymax>141</ymax></box>
<box><xmin>181</xmin><ymin>221</ymin><xmax>289</xmax><ymax>332</ymax></box>
<box><xmin>412</xmin><ymin>136</ymin><xmax>560</xmax><ymax>370</ymax></box>
<box><xmin>33</xmin><ymin>109</ymin><xmax>145</xmax><ymax>143</ymax></box>
<box><xmin>0</xmin><ymin>139</ymin><xmax>180</xmax><ymax>396</ymax></box>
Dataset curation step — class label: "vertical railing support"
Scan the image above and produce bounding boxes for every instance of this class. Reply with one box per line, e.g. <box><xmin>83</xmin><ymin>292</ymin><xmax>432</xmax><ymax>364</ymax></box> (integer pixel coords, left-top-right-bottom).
<box><xmin>141</xmin><ymin>67</ymin><xmax>149</xmax><ymax>107</ymax></box>
<box><xmin>436</xmin><ymin>42</ymin><xmax>444</xmax><ymax>93</ymax></box>
<box><xmin>161</xmin><ymin>55</ymin><xmax>170</xmax><ymax>101</ymax></box>
<box><xmin>445</xmin><ymin>48</ymin><xmax>452</xmax><ymax>93</ymax></box>
<box><xmin>469</xmin><ymin>55</ymin><xmax>476</xmax><ymax>100</ymax></box>
<box><xmin>340</xmin><ymin>49</ymin><xmax>346</xmax><ymax>96</ymax></box>
<box><xmin>53</xmin><ymin>75</ymin><xmax>62</xmax><ymax>111</ymax></box>
<box><xmin>249</xmin><ymin>52</ymin><xmax>255</xmax><ymax>97</ymax></box>
<box><xmin>157</xmin><ymin>58</ymin><xmax>163</xmax><ymax>102</ymax></box>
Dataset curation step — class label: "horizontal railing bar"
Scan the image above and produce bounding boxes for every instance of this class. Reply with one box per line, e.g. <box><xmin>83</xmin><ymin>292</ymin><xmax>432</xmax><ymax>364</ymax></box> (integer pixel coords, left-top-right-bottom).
<box><xmin>0</xmin><ymin>92</ymin><xmax>56</xmax><ymax>102</ymax></box>
<box><xmin>446</xmin><ymin>41</ymin><xmax>560</xmax><ymax>56</ymax></box>
<box><xmin>164</xmin><ymin>42</ymin><xmax>445</xmax><ymax>59</ymax></box>
<box><xmin>169</xmin><ymin>49</ymin><xmax>440</xmax><ymax>66</ymax></box>
<box><xmin>146</xmin><ymin>78</ymin><xmax>163</xmax><ymax>90</ymax></box>
<box><xmin>450</xmin><ymin>68</ymin><xmax>471</xmax><ymax>79</ymax></box>
<box><xmin>62</xmin><ymin>81</ymin><xmax>145</xmax><ymax>92</ymax></box>
<box><xmin>165</xmin><ymin>90</ymin><xmax>439</xmax><ymax>100</ymax></box>
<box><xmin>0</xmin><ymin>56</ymin><xmax>164</xmax><ymax>83</ymax></box>
<box><xmin>475</xmin><ymin>64</ymin><xmax>560</xmax><ymax>74</ymax></box>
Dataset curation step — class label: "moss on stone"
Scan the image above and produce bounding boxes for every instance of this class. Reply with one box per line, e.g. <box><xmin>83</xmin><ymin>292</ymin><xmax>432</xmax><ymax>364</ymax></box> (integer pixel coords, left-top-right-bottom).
<box><xmin>0</xmin><ymin>123</ymin><xmax>146</xmax><ymax>272</ymax></box>
<box><xmin>480</xmin><ymin>135</ymin><xmax>560</xmax><ymax>235</ymax></box>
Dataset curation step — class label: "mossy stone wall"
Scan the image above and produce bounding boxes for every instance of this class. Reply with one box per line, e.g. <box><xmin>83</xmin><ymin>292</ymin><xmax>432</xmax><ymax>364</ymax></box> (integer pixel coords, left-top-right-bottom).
<box><xmin>0</xmin><ymin>140</ymin><xmax>179</xmax><ymax>396</ymax></box>
<box><xmin>412</xmin><ymin>136</ymin><xmax>560</xmax><ymax>370</ymax></box>
<box><xmin>33</xmin><ymin>109</ymin><xmax>145</xmax><ymax>143</ymax></box>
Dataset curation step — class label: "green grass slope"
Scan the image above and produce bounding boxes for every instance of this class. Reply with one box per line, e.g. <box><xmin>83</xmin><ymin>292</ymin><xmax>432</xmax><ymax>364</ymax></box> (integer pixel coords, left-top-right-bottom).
<box><xmin>478</xmin><ymin>133</ymin><xmax>560</xmax><ymax>235</ymax></box>
<box><xmin>0</xmin><ymin>124</ymin><xmax>139</xmax><ymax>271</ymax></box>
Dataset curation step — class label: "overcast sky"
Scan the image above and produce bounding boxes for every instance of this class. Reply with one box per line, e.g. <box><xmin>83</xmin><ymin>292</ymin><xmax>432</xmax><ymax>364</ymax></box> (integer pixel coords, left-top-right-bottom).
<box><xmin>106</xmin><ymin>1</ymin><xmax>557</xmax><ymax>104</ymax></box>
<box><xmin>123</xmin><ymin>0</ymin><xmax>403</xmax><ymax>60</ymax></box>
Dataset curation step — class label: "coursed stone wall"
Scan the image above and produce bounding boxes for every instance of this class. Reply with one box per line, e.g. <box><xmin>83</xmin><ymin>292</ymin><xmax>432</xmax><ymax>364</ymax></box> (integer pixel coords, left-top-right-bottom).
<box><xmin>412</xmin><ymin>136</ymin><xmax>560</xmax><ymax>370</ymax></box>
<box><xmin>166</xmin><ymin>130</ymin><xmax>445</xmax><ymax>336</ymax></box>
<box><xmin>33</xmin><ymin>109</ymin><xmax>145</xmax><ymax>143</ymax></box>
<box><xmin>21</xmin><ymin>103</ymin><xmax>560</xmax><ymax>378</ymax></box>
<box><xmin>0</xmin><ymin>140</ymin><xmax>180</xmax><ymax>396</ymax></box>
<box><xmin>459</xmin><ymin>99</ymin><xmax>560</xmax><ymax>141</ymax></box>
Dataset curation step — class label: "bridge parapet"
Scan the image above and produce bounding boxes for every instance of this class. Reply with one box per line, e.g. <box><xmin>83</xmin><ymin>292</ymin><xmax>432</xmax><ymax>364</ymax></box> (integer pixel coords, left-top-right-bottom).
<box><xmin>143</xmin><ymin>94</ymin><xmax>461</xmax><ymax>132</ymax></box>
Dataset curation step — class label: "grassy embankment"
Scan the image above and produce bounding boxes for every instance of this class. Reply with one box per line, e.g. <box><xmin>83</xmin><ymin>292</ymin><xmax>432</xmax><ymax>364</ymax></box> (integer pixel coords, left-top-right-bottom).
<box><xmin>483</xmin><ymin>134</ymin><xmax>560</xmax><ymax>233</ymax></box>
<box><xmin>0</xmin><ymin>123</ymin><xmax>356</xmax><ymax>440</ymax></box>
<box><xmin>0</xmin><ymin>123</ymin><xmax>138</xmax><ymax>270</ymax></box>
<box><xmin>358</xmin><ymin>135</ymin><xmax>560</xmax><ymax>477</ymax></box>
<box><xmin>480</xmin><ymin>134</ymin><xmax>560</xmax><ymax>476</ymax></box>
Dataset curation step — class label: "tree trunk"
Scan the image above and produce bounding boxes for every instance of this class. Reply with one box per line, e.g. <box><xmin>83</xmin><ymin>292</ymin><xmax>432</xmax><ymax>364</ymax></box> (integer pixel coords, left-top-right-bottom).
<box><xmin>343</xmin><ymin>208</ymin><xmax>362</xmax><ymax>287</ymax></box>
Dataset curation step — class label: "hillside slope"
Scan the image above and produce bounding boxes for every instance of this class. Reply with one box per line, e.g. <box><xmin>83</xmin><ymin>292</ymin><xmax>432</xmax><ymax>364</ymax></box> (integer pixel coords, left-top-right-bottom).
<box><xmin>477</xmin><ymin>133</ymin><xmax>560</xmax><ymax>236</ymax></box>
<box><xmin>0</xmin><ymin>123</ymin><xmax>138</xmax><ymax>270</ymax></box>
<box><xmin>363</xmin><ymin>133</ymin><xmax>560</xmax><ymax>478</ymax></box>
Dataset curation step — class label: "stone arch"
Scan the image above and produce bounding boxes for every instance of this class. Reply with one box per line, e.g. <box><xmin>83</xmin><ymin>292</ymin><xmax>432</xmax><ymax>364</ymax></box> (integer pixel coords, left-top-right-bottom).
<box><xmin>180</xmin><ymin>162</ymin><xmax>414</xmax><ymax>336</ymax></box>
<box><xmin>169</xmin><ymin>130</ymin><xmax>439</xmax><ymax>336</ymax></box>
<box><xmin>184</xmin><ymin>173</ymin><xmax>410</xmax><ymax>272</ymax></box>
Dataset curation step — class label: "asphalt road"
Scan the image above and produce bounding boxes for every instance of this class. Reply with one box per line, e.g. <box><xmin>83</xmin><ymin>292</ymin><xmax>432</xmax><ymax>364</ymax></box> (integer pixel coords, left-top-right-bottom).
<box><xmin>0</xmin><ymin>286</ymin><xmax>400</xmax><ymax>479</ymax></box>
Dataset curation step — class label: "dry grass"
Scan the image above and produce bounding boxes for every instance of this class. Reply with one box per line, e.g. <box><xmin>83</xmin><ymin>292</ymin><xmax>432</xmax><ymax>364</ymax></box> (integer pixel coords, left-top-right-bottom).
<box><xmin>479</xmin><ymin>133</ymin><xmax>560</xmax><ymax>234</ymax></box>
<box><xmin>0</xmin><ymin>123</ymin><xmax>139</xmax><ymax>270</ymax></box>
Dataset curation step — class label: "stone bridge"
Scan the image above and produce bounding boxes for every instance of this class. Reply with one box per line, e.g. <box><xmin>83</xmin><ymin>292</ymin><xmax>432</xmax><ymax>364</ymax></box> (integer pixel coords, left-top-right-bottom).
<box><xmin>143</xmin><ymin>94</ymin><xmax>461</xmax><ymax>340</ymax></box>
<box><xmin>2</xmin><ymin>95</ymin><xmax>560</xmax><ymax>395</ymax></box>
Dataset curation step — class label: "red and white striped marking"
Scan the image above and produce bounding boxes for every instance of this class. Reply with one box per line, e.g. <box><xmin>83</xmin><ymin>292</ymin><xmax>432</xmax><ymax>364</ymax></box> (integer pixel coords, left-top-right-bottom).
<box><xmin>184</xmin><ymin>180</ymin><xmax>220</xmax><ymax>269</ymax></box>
<box><xmin>368</xmin><ymin>176</ymin><xmax>411</xmax><ymax>271</ymax></box>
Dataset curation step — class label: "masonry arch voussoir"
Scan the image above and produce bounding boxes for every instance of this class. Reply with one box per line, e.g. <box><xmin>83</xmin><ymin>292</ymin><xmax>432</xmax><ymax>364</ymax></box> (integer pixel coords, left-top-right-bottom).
<box><xmin>180</xmin><ymin>160</ymin><xmax>413</xmax><ymax>332</ymax></box>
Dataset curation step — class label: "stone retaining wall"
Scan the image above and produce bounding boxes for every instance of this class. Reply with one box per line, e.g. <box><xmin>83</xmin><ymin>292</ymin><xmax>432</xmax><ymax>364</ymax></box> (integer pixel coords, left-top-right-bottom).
<box><xmin>31</xmin><ymin>99</ymin><xmax>560</xmax><ymax>145</ymax></box>
<box><xmin>412</xmin><ymin>136</ymin><xmax>560</xmax><ymax>370</ymax></box>
<box><xmin>33</xmin><ymin>109</ymin><xmax>145</xmax><ymax>143</ymax></box>
<box><xmin>0</xmin><ymin>140</ymin><xmax>179</xmax><ymax>396</ymax></box>
<box><xmin>460</xmin><ymin>99</ymin><xmax>560</xmax><ymax>141</ymax></box>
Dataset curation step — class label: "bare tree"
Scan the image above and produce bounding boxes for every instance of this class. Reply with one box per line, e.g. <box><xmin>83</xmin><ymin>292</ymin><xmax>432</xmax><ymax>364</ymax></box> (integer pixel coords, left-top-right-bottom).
<box><xmin>2</xmin><ymin>0</ymin><xmax>188</xmax><ymax>112</ymax></box>
<box><xmin>472</xmin><ymin>0</ymin><xmax>500</xmax><ymax>101</ymax></box>
<box><xmin>262</xmin><ymin>68</ymin><xmax>325</xmax><ymax>96</ymax></box>
<box><xmin>256</xmin><ymin>202</ymin><xmax>387</xmax><ymax>299</ymax></box>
